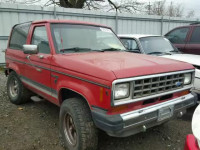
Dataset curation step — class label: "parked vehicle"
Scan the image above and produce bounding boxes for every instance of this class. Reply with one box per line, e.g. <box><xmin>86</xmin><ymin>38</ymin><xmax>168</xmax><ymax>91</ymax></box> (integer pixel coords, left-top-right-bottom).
<box><xmin>118</xmin><ymin>34</ymin><xmax>200</xmax><ymax>99</ymax></box>
<box><xmin>184</xmin><ymin>104</ymin><xmax>200</xmax><ymax>150</ymax></box>
<box><xmin>165</xmin><ymin>23</ymin><xmax>200</xmax><ymax>55</ymax></box>
<box><xmin>5</xmin><ymin>20</ymin><xmax>197</xmax><ymax>150</ymax></box>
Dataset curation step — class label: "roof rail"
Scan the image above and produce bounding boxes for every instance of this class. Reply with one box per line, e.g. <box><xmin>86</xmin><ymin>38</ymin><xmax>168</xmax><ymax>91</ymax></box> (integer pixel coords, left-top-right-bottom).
<box><xmin>190</xmin><ymin>22</ymin><xmax>200</xmax><ymax>25</ymax></box>
<box><xmin>12</xmin><ymin>21</ymin><xmax>32</xmax><ymax>29</ymax></box>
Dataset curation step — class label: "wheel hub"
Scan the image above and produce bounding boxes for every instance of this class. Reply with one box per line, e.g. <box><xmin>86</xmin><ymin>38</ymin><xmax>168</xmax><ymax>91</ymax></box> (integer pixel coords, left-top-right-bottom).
<box><xmin>64</xmin><ymin>113</ymin><xmax>77</xmax><ymax>146</ymax></box>
<box><xmin>9</xmin><ymin>77</ymin><xmax>19</xmax><ymax>98</ymax></box>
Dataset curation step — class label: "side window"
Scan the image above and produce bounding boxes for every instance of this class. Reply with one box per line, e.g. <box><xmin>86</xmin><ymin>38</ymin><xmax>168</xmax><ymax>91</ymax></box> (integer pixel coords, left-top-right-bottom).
<box><xmin>9</xmin><ymin>23</ymin><xmax>31</xmax><ymax>50</ymax></box>
<box><xmin>189</xmin><ymin>27</ymin><xmax>200</xmax><ymax>44</ymax></box>
<box><xmin>31</xmin><ymin>26</ymin><xmax>50</xmax><ymax>54</ymax></box>
<box><xmin>166</xmin><ymin>27</ymin><xmax>189</xmax><ymax>44</ymax></box>
<box><xmin>120</xmin><ymin>38</ymin><xmax>139</xmax><ymax>51</ymax></box>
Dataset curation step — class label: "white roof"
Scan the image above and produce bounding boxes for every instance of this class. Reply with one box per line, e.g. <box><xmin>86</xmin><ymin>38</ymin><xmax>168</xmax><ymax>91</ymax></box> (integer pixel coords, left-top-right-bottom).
<box><xmin>118</xmin><ymin>34</ymin><xmax>161</xmax><ymax>39</ymax></box>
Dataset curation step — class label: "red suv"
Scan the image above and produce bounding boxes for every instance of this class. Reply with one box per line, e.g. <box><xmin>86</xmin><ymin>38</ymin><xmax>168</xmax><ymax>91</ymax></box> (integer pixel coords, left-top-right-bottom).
<box><xmin>5</xmin><ymin>20</ymin><xmax>197</xmax><ymax>150</ymax></box>
<box><xmin>165</xmin><ymin>23</ymin><xmax>200</xmax><ymax>55</ymax></box>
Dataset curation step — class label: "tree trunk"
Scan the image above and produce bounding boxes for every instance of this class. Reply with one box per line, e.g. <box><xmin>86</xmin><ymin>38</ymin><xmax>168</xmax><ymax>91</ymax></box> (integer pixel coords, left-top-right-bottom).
<box><xmin>59</xmin><ymin>0</ymin><xmax>86</xmax><ymax>8</ymax></box>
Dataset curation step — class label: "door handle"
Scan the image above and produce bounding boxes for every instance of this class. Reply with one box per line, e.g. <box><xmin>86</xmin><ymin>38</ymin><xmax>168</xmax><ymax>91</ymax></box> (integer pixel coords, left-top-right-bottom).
<box><xmin>36</xmin><ymin>68</ymin><xmax>42</xmax><ymax>72</ymax></box>
<box><xmin>38</xmin><ymin>55</ymin><xmax>44</xmax><ymax>59</ymax></box>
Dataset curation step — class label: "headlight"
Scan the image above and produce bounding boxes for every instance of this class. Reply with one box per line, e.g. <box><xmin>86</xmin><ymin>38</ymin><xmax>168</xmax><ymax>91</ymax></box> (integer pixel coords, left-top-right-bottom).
<box><xmin>114</xmin><ymin>83</ymin><xmax>130</xmax><ymax>99</ymax></box>
<box><xmin>198</xmin><ymin>140</ymin><xmax>200</xmax><ymax>148</ymax></box>
<box><xmin>184</xmin><ymin>73</ymin><xmax>192</xmax><ymax>85</ymax></box>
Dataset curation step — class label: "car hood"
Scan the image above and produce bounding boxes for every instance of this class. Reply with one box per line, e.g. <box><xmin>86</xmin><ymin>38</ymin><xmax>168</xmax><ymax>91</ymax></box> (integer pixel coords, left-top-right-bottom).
<box><xmin>54</xmin><ymin>52</ymin><xmax>193</xmax><ymax>81</ymax></box>
<box><xmin>161</xmin><ymin>54</ymin><xmax>200</xmax><ymax>66</ymax></box>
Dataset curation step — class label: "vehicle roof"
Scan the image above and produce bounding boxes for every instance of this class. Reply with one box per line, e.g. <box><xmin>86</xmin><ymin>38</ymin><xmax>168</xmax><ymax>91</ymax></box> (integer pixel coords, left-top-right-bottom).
<box><xmin>32</xmin><ymin>19</ymin><xmax>109</xmax><ymax>28</ymax></box>
<box><xmin>118</xmin><ymin>34</ymin><xmax>162</xmax><ymax>39</ymax></box>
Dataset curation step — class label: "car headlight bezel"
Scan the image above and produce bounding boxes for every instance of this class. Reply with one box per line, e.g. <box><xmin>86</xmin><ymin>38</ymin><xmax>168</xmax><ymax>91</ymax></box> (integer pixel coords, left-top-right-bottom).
<box><xmin>113</xmin><ymin>82</ymin><xmax>130</xmax><ymax>100</ymax></box>
<box><xmin>184</xmin><ymin>73</ymin><xmax>192</xmax><ymax>85</ymax></box>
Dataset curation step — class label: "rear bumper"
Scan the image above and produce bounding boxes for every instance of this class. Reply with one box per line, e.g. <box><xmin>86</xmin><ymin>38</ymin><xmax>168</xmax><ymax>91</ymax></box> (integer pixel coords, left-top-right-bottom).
<box><xmin>92</xmin><ymin>93</ymin><xmax>197</xmax><ymax>137</ymax></box>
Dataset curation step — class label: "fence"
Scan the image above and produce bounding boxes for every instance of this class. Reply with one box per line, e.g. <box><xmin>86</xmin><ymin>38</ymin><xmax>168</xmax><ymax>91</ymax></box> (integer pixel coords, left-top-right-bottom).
<box><xmin>0</xmin><ymin>2</ymin><xmax>198</xmax><ymax>64</ymax></box>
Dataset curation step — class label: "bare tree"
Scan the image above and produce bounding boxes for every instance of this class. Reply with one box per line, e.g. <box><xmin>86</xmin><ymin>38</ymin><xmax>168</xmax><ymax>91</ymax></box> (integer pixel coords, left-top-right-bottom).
<box><xmin>147</xmin><ymin>0</ymin><xmax>165</xmax><ymax>16</ymax></box>
<box><xmin>45</xmin><ymin>0</ymin><xmax>143</xmax><ymax>13</ymax></box>
<box><xmin>166</xmin><ymin>2</ymin><xmax>184</xmax><ymax>17</ymax></box>
<box><xmin>186</xmin><ymin>10</ymin><xmax>195</xmax><ymax>18</ymax></box>
<box><xmin>146</xmin><ymin>1</ymin><xmax>185</xmax><ymax>17</ymax></box>
<box><xmin>5</xmin><ymin>0</ymin><xmax>42</xmax><ymax>4</ymax></box>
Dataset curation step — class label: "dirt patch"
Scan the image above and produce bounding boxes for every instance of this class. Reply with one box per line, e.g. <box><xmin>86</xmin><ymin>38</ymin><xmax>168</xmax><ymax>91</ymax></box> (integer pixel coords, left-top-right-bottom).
<box><xmin>0</xmin><ymin>71</ymin><xmax>197</xmax><ymax>150</ymax></box>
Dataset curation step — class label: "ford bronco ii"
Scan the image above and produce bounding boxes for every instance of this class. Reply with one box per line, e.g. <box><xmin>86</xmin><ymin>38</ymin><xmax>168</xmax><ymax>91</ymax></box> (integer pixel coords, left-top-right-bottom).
<box><xmin>5</xmin><ymin>20</ymin><xmax>197</xmax><ymax>150</ymax></box>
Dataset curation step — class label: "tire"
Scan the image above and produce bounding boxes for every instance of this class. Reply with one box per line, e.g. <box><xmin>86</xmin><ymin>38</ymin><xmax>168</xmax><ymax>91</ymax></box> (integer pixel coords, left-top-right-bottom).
<box><xmin>59</xmin><ymin>98</ymin><xmax>98</xmax><ymax>150</ymax></box>
<box><xmin>7</xmin><ymin>71</ymin><xmax>33</xmax><ymax>105</ymax></box>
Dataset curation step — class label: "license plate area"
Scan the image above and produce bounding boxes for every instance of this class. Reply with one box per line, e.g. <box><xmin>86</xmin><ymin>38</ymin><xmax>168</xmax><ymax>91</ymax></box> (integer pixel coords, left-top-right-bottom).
<box><xmin>158</xmin><ymin>105</ymin><xmax>174</xmax><ymax>122</ymax></box>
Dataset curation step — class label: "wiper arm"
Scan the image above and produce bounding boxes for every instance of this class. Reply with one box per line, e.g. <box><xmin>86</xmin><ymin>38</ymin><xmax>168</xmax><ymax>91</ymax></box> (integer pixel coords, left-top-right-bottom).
<box><xmin>147</xmin><ymin>51</ymin><xmax>172</xmax><ymax>55</ymax></box>
<box><xmin>125</xmin><ymin>49</ymin><xmax>141</xmax><ymax>53</ymax></box>
<box><xmin>60</xmin><ymin>47</ymin><xmax>92</xmax><ymax>53</ymax></box>
<box><xmin>99</xmin><ymin>48</ymin><xmax>122</xmax><ymax>52</ymax></box>
<box><xmin>169</xmin><ymin>50</ymin><xmax>180</xmax><ymax>53</ymax></box>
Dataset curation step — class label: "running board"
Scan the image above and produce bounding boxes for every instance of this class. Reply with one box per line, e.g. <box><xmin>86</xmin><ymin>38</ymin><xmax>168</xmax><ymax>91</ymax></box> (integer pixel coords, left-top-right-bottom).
<box><xmin>31</xmin><ymin>96</ymin><xmax>44</xmax><ymax>102</ymax></box>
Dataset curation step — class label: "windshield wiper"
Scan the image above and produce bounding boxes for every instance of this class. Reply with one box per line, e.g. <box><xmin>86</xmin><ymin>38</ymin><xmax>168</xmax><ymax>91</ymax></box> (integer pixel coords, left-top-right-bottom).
<box><xmin>60</xmin><ymin>47</ymin><xmax>92</xmax><ymax>53</ymax></box>
<box><xmin>147</xmin><ymin>51</ymin><xmax>172</xmax><ymax>55</ymax></box>
<box><xmin>125</xmin><ymin>49</ymin><xmax>141</xmax><ymax>53</ymax></box>
<box><xmin>169</xmin><ymin>50</ymin><xmax>180</xmax><ymax>53</ymax></box>
<box><xmin>99</xmin><ymin>48</ymin><xmax>122</xmax><ymax>52</ymax></box>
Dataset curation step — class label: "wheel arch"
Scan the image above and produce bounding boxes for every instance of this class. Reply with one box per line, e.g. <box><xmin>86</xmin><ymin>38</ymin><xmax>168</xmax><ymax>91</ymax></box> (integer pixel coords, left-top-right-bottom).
<box><xmin>5</xmin><ymin>68</ymin><xmax>16</xmax><ymax>76</ymax></box>
<box><xmin>58</xmin><ymin>87</ymin><xmax>91</xmax><ymax>110</ymax></box>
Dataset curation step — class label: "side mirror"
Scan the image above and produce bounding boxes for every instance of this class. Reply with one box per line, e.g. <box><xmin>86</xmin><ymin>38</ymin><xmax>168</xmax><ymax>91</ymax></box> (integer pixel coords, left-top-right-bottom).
<box><xmin>23</xmin><ymin>44</ymin><xmax>38</xmax><ymax>54</ymax></box>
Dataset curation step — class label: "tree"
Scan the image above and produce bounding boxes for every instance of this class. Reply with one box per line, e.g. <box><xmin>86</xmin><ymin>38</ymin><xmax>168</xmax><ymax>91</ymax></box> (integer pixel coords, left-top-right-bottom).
<box><xmin>186</xmin><ymin>10</ymin><xmax>195</xmax><ymax>18</ymax></box>
<box><xmin>45</xmin><ymin>0</ymin><xmax>143</xmax><ymax>13</ymax></box>
<box><xmin>166</xmin><ymin>2</ymin><xmax>184</xmax><ymax>17</ymax></box>
<box><xmin>4</xmin><ymin>0</ymin><xmax>42</xmax><ymax>4</ymax></box>
<box><xmin>146</xmin><ymin>0</ymin><xmax>165</xmax><ymax>16</ymax></box>
<box><xmin>145</xmin><ymin>1</ymin><xmax>185</xmax><ymax>17</ymax></box>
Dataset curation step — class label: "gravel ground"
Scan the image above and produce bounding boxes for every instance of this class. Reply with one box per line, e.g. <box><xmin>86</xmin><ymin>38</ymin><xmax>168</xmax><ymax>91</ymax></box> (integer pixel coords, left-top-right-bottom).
<box><xmin>0</xmin><ymin>70</ymin><xmax>198</xmax><ymax>150</ymax></box>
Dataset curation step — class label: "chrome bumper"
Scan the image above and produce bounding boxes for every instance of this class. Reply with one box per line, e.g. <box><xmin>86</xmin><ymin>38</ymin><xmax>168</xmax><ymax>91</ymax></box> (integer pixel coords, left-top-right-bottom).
<box><xmin>92</xmin><ymin>93</ymin><xmax>197</xmax><ymax>137</ymax></box>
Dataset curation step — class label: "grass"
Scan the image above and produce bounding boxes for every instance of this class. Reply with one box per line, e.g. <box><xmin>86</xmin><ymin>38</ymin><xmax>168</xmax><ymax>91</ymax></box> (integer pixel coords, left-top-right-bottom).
<box><xmin>0</xmin><ymin>66</ymin><xmax>5</xmax><ymax>72</ymax></box>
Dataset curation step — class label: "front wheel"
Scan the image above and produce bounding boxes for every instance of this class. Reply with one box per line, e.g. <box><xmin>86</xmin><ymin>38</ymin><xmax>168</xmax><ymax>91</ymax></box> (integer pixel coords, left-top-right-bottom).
<box><xmin>59</xmin><ymin>98</ymin><xmax>98</xmax><ymax>150</ymax></box>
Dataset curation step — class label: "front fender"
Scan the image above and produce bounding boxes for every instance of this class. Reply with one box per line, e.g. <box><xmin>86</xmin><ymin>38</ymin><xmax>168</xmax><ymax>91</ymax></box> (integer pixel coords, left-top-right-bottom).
<box><xmin>56</xmin><ymin>77</ymin><xmax>112</xmax><ymax>110</ymax></box>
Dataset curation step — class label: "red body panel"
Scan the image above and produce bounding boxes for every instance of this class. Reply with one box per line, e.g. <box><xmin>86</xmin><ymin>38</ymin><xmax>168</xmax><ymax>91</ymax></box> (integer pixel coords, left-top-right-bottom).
<box><xmin>185</xmin><ymin>135</ymin><xmax>200</xmax><ymax>150</ymax></box>
<box><xmin>5</xmin><ymin>20</ymin><xmax>194</xmax><ymax>112</ymax></box>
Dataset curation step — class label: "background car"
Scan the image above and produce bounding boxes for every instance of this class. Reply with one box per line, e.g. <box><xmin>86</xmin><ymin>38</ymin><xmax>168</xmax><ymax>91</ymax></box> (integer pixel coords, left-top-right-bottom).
<box><xmin>118</xmin><ymin>34</ymin><xmax>200</xmax><ymax>99</ymax></box>
<box><xmin>165</xmin><ymin>23</ymin><xmax>200</xmax><ymax>55</ymax></box>
<box><xmin>184</xmin><ymin>104</ymin><xmax>200</xmax><ymax>150</ymax></box>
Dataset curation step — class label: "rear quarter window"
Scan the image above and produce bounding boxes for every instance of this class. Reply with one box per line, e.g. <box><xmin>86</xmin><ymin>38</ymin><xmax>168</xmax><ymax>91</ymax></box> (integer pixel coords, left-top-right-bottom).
<box><xmin>9</xmin><ymin>23</ymin><xmax>31</xmax><ymax>50</ymax></box>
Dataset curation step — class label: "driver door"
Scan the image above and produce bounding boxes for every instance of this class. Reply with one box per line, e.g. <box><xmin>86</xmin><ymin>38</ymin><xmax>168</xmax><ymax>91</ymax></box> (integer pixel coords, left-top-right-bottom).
<box><xmin>23</xmin><ymin>24</ymin><xmax>52</xmax><ymax>98</ymax></box>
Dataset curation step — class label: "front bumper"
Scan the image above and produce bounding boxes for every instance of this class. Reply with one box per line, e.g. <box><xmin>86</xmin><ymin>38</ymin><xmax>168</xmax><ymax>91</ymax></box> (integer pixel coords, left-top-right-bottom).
<box><xmin>92</xmin><ymin>93</ymin><xmax>197</xmax><ymax>137</ymax></box>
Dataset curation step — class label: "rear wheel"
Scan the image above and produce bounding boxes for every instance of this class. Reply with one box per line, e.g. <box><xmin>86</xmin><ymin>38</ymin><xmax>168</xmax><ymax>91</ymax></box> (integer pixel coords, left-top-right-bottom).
<box><xmin>7</xmin><ymin>71</ymin><xmax>33</xmax><ymax>105</ymax></box>
<box><xmin>59</xmin><ymin>98</ymin><xmax>98</xmax><ymax>150</ymax></box>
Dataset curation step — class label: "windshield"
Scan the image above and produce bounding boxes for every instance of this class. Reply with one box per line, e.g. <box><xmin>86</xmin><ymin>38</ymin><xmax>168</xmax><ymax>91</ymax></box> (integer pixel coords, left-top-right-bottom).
<box><xmin>139</xmin><ymin>36</ymin><xmax>177</xmax><ymax>54</ymax></box>
<box><xmin>51</xmin><ymin>24</ymin><xmax>126</xmax><ymax>53</ymax></box>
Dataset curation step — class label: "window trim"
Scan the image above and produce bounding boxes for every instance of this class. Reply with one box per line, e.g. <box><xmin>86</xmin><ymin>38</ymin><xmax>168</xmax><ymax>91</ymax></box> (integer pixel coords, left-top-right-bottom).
<box><xmin>8</xmin><ymin>22</ymin><xmax>31</xmax><ymax>51</ymax></box>
<box><xmin>120</xmin><ymin>38</ymin><xmax>139</xmax><ymax>51</ymax></box>
<box><xmin>30</xmin><ymin>25</ymin><xmax>51</xmax><ymax>54</ymax></box>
